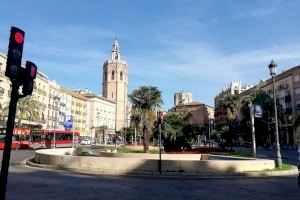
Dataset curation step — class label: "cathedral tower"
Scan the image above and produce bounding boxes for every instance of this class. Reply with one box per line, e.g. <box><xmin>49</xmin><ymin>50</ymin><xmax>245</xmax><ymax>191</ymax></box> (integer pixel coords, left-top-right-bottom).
<box><xmin>102</xmin><ymin>39</ymin><xmax>128</xmax><ymax>131</ymax></box>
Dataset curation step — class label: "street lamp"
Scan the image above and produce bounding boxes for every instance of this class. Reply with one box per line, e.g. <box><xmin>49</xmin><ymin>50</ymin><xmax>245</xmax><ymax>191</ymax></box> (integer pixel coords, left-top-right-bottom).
<box><xmin>268</xmin><ymin>60</ymin><xmax>282</xmax><ymax>168</ymax></box>
<box><xmin>53</xmin><ymin>95</ymin><xmax>61</xmax><ymax>149</ymax></box>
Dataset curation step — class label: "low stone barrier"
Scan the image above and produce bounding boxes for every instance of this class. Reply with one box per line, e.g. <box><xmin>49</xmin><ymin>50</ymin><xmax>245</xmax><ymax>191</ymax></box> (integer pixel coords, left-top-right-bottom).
<box><xmin>33</xmin><ymin>148</ymin><xmax>276</xmax><ymax>175</ymax></box>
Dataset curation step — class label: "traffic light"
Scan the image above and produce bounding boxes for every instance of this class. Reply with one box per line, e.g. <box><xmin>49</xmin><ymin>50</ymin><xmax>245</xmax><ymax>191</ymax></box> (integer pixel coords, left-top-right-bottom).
<box><xmin>5</xmin><ymin>27</ymin><xmax>25</xmax><ymax>80</ymax></box>
<box><xmin>22</xmin><ymin>61</ymin><xmax>37</xmax><ymax>96</ymax></box>
<box><xmin>158</xmin><ymin>111</ymin><xmax>164</xmax><ymax>124</ymax></box>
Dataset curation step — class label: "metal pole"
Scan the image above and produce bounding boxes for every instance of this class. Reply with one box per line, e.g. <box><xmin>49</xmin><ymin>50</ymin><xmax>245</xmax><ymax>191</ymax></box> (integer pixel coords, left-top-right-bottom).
<box><xmin>272</xmin><ymin>76</ymin><xmax>282</xmax><ymax>168</ymax></box>
<box><xmin>72</xmin><ymin>130</ymin><xmax>74</xmax><ymax>148</ymax></box>
<box><xmin>0</xmin><ymin>82</ymin><xmax>19</xmax><ymax>200</ymax></box>
<box><xmin>134</xmin><ymin>126</ymin><xmax>137</xmax><ymax>145</ymax></box>
<box><xmin>208</xmin><ymin>119</ymin><xmax>211</xmax><ymax>147</ymax></box>
<box><xmin>53</xmin><ymin>99</ymin><xmax>59</xmax><ymax>149</ymax></box>
<box><xmin>249</xmin><ymin>102</ymin><xmax>256</xmax><ymax>157</ymax></box>
<box><xmin>159</xmin><ymin>123</ymin><xmax>162</xmax><ymax>174</ymax></box>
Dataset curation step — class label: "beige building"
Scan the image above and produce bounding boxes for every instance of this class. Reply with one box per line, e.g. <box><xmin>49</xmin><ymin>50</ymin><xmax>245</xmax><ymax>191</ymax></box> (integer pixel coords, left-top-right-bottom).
<box><xmin>239</xmin><ymin>65</ymin><xmax>300</xmax><ymax>146</ymax></box>
<box><xmin>175</xmin><ymin>102</ymin><xmax>214</xmax><ymax>129</ymax></box>
<box><xmin>174</xmin><ymin>91</ymin><xmax>193</xmax><ymax>106</ymax></box>
<box><xmin>32</xmin><ymin>72</ymin><xmax>50</xmax><ymax>127</ymax></box>
<box><xmin>82</xmin><ymin>92</ymin><xmax>116</xmax><ymax>141</ymax></box>
<box><xmin>102</xmin><ymin>39</ymin><xmax>128</xmax><ymax>131</ymax></box>
<box><xmin>0</xmin><ymin>53</ymin><xmax>11</xmax><ymax>108</ymax></box>
<box><xmin>61</xmin><ymin>88</ymin><xmax>88</xmax><ymax>136</ymax></box>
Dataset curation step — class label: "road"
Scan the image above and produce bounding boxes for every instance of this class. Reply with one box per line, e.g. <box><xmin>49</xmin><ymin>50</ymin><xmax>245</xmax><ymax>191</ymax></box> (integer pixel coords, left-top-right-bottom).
<box><xmin>0</xmin><ymin>150</ymin><xmax>299</xmax><ymax>200</ymax></box>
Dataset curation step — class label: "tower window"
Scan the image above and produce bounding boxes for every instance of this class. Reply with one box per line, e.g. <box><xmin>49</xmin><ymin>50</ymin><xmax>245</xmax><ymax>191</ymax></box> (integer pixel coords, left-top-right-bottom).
<box><xmin>120</xmin><ymin>72</ymin><xmax>123</xmax><ymax>81</ymax></box>
<box><xmin>112</xmin><ymin>71</ymin><xmax>115</xmax><ymax>80</ymax></box>
<box><xmin>112</xmin><ymin>93</ymin><xmax>114</xmax><ymax>98</ymax></box>
<box><xmin>104</xmin><ymin>72</ymin><xmax>107</xmax><ymax>81</ymax></box>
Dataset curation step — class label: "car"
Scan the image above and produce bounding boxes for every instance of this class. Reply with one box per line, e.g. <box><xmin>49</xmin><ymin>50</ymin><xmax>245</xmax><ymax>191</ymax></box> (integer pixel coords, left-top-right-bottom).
<box><xmin>80</xmin><ymin>139</ymin><xmax>91</xmax><ymax>145</ymax></box>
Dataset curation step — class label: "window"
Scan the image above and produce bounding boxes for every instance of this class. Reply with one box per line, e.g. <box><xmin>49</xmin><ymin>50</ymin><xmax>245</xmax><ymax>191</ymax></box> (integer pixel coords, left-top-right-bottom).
<box><xmin>296</xmin><ymin>101</ymin><xmax>300</xmax><ymax>111</ymax></box>
<box><xmin>104</xmin><ymin>72</ymin><xmax>107</xmax><ymax>81</ymax></box>
<box><xmin>112</xmin><ymin>93</ymin><xmax>114</xmax><ymax>98</ymax></box>
<box><xmin>112</xmin><ymin>71</ymin><xmax>115</xmax><ymax>80</ymax></box>
<box><xmin>294</xmin><ymin>75</ymin><xmax>300</xmax><ymax>82</ymax></box>
<box><xmin>120</xmin><ymin>72</ymin><xmax>123</xmax><ymax>81</ymax></box>
<box><xmin>295</xmin><ymin>88</ymin><xmax>300</xmax><ymax>96</ymax></box>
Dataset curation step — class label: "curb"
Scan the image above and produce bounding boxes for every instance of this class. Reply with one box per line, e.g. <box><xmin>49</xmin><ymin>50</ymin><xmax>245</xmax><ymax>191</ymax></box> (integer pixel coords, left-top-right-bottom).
<box><xmin>25</xmin><ymin>158</ymin><xmax>299</xmax><ymax>179</ymax></box>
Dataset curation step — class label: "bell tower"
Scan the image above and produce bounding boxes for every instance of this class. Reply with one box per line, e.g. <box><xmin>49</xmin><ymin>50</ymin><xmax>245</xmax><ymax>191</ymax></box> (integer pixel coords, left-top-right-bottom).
<box><xmin>102</xmin><ymin>39</ymin><xmax>128</xmax><ymax>131</ymax></box>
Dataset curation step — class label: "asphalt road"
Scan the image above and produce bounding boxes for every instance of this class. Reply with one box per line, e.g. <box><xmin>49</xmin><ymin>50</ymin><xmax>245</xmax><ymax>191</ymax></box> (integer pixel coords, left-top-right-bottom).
<box><xmin>0</xmin><ymin>149</ymin><xmax>299</xmax><ymax>200</ymax></box>
<box><xmin>5</xmin><ymin>165</ymin><xmax>300</xmax><ymax>200</ymax></box>
<box><xmin>0</xmin><ymin>149</ymin><xmax>35</xmax><ymax>165</ymax></box>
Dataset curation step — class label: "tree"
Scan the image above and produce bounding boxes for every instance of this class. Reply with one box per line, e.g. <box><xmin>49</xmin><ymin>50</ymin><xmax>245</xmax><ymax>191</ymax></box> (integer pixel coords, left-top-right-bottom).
<box><xmin>158</xmin><ymin>109</ymin><xmax>194</xmax><ymax>152</ymax></box>
<box><xmin>218</xmin><ymin>93</ymin><xmax>240</xmax><ymax>145</ymax></box>
<box><xmin>2</xmin><ymin>96</ymin><xmax>41</xmax><ymax>127</ymax></box>
<box><xmin>129</xmin><ymin>86</ymin><xmax>163</xmax><ymax>152</ymax></box>
<box><xmin>240</xmin><ymin>90</ymin><xmax>281</xmax><ymax>145</ymax></box>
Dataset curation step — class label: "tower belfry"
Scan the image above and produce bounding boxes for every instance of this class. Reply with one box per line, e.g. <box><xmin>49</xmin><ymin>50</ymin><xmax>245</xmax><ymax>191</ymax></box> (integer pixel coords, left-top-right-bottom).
<box><xmin>111</xmin><ymin>39</ymin><xmax>121</xmax><ymax>60</ymax></box>
<box><xmin>102</xmin><ymin>39</ymin><xmax>128</xmax><ymax>131</ymax></box>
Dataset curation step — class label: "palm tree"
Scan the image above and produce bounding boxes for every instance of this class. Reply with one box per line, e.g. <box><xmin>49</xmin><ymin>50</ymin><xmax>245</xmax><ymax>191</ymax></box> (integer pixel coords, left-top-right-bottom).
<box><xmin>218</xmin><ymin>93</ymin><xmax>240</xmax><ymax>146</ymax></box>
<box><xmin>129</xmin><ymin>86</ymin><xmax>163</xmax><ymax>152</ymax></box>
<box><xmin>2</xmin><ymin>96</ymin><xmax>41</xmax><ymax>127</ymax></box>
<box><xmin>219</xmin><ymin>94</ymin><xmax>240</xmax><ymax>122</ymax></box>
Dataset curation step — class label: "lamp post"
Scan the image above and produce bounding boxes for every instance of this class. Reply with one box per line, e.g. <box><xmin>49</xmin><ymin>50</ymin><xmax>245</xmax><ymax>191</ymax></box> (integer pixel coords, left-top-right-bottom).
<box><xmin>53</xmin><ymin>95</ymin><xmax>61</xmax><ymax>149</ymax></box>
<box><xmin>248</xmin><ymin>102</ymin><xmax>256</xmax><ymax>157</ymax></box>
<box><xmin>268</xmin><ymin>60</ymin><xmax>282</xmax><ymax>168</ymax></box>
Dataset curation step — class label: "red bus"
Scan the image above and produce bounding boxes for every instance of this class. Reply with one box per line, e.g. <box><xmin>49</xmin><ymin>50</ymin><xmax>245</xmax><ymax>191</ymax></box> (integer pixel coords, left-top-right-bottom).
<box><xmin>0</xmin><ymin>128</ymin><xmax>30</xmax><ymax>150</ymax></box>
<box><xmin>29</xmin><ymin>129</ymin><xmax>80</xmax><ymax>149</ymax></box>
<box><xmin>0</xmin><ymin>128</ymin><xmax>80</xmax><ymax>149</ymax></box>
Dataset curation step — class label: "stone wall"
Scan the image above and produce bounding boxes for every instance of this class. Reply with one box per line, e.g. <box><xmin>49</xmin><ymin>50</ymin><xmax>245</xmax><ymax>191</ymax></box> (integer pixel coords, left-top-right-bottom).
<box><xmin>34</xmin><ymin>148</ymin><xmax>275</xmax><ymax>175</ymax></box>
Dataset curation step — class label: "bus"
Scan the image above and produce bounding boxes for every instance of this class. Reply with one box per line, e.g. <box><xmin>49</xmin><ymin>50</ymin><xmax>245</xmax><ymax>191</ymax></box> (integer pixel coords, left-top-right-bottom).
<box><xmin>0</xmin><ymin>128</ymin><xmax>80</xmax><ymax>149</ymax></box>
<box><xmin>29</xmin><ymin>129</ymin><xmax>80</xmax><ymax>149</ymax></box>
<box><xmin>0</xmin><ymin>128</ymin><xmax>30</xmax><ymax>150</ymax></box>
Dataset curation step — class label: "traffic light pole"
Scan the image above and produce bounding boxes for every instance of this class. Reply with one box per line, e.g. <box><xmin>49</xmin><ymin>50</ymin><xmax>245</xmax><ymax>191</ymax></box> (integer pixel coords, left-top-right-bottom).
<box><xmin>0</xmin><ymin>81</ymin><xmax>20</xmax><ymax>200</ymax></box>
<box><xmin>159</xmin><ymin>123</ymin><xmax>162</xmax><ymax>174</ymax></box>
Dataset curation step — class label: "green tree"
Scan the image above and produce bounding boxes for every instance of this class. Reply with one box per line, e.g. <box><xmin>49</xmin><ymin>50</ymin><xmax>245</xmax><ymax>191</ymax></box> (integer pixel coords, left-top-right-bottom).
<box><xmin>129</xmin><ymin>86</ymin><xmax>163</xmax><ymax>152</ymax></box>
<box><xmin>240</xmin><ymin>90</ymin><xmax>282</xmax><ymax>145</ymax></box>
<box><xmin>2</xmin><ymin>96</ymin><xmax>41</xmax><ymax>127</ymax></box>
<box><xmin>218</xmin><ymin>93</ymin><xmax>240</xmax><ymax>145</ymax></box>
<box><xmin>158</xmin><ymin>109</ymin><xmax>194</xmax><ymax>152</ymax></box>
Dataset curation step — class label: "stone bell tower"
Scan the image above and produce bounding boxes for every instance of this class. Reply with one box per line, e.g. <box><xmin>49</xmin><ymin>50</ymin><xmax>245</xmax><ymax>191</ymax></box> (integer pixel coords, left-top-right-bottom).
<box><xmin>102</xmin><ymin>39</ymin><xmax>128</xmax><ymax>131</ymax></box>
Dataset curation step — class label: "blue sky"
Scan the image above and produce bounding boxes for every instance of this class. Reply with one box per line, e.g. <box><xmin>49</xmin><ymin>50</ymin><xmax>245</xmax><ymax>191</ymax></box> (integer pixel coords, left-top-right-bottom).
<box><xmin>1</xmin><ymin>0</ymin><xmax>300</xmax><ymax>109</ymax></box>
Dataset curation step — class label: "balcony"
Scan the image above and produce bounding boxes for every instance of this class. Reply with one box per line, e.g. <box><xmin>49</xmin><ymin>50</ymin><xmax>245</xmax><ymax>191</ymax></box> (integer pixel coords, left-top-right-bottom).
<box><xmin>278</xmin><ymin>84</ymin><xmax>289</xmax><ymax>91</ymax></box>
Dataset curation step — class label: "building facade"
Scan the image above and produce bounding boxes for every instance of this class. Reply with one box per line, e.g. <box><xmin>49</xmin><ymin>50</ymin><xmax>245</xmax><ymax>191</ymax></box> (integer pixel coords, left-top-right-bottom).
<box><xmin>60</xmin><ymin>88</ymin><xmax>88</xmax><ymax>136</ymax></box>
<box><xmin>174</xmin><ymin>91</ymin><xmax>193</xmax><ymax>106</ymax></box>
<box><xmin>102</xmin><ymin>39</ymin><xmax>128</xmax><ymax>131</ymax></box>
<box><xmin>239</xmin><ymin>65</ymin><xmax>300</xmax><ymax>146</ymax></box>
<box><xmin>82</xmin><ymin>92</ymin><xmax>116</xmax><ymax>142</ymax></box>
<box><xmin>175</xmin><ymin>102</ymin><xmax>214</xmax><ymax>130</ymax></box>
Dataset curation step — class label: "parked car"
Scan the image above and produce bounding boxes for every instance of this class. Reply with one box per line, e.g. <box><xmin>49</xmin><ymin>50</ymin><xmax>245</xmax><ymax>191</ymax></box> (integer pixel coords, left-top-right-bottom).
<box><xmin>80</xmin><ymin>139</ymin><xmax>91</xmax><ymax>145</ymax></box>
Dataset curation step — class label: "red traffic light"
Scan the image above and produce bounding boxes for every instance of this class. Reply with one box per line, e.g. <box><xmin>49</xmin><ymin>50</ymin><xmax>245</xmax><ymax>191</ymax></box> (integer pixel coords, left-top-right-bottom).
<box><xmin>30</xmin><ymin>65</ymin><xmax>37</xmax><ymax>77</ymax></box>
<box><xmin>14</xmin><ymin>32</ymin><xmax>24</xmax><ymax>44</ymax></box>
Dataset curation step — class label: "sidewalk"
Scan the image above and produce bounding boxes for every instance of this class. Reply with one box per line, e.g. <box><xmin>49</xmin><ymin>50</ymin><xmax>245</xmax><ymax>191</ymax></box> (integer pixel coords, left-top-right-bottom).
<box><xmin>233</xmin><ymin>146</ymin><xmax>299</xmax><ymax>165</ymax></box>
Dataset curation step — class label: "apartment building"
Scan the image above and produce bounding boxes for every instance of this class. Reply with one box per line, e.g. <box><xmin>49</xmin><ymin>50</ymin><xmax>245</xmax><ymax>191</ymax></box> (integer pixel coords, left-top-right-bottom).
<box><xmin>61</xmin><ymin>88</ymin><xmax>88</xmax><ymax>136</ymax></box>
<box><xmin>82</xmin><ymin>91</ymin><xmax>116</xmax><ymax>141</ymax></box>
<box><xmin>239</xmin><ymin>65</ymin><xmax>300</xmax><ymax>146</ymax></box>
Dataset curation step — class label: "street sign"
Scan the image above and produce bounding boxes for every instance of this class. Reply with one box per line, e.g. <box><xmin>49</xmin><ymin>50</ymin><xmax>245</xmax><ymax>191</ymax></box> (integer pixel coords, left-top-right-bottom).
<box><xmin>64</xmin><ymin>115</ymin><xmax>73</xmax><ymax>129</ymax></box>
<box><xmin>254</xmin><ymin>104</ymin><xmax>262</xmax><ymax>118</ymax></box>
